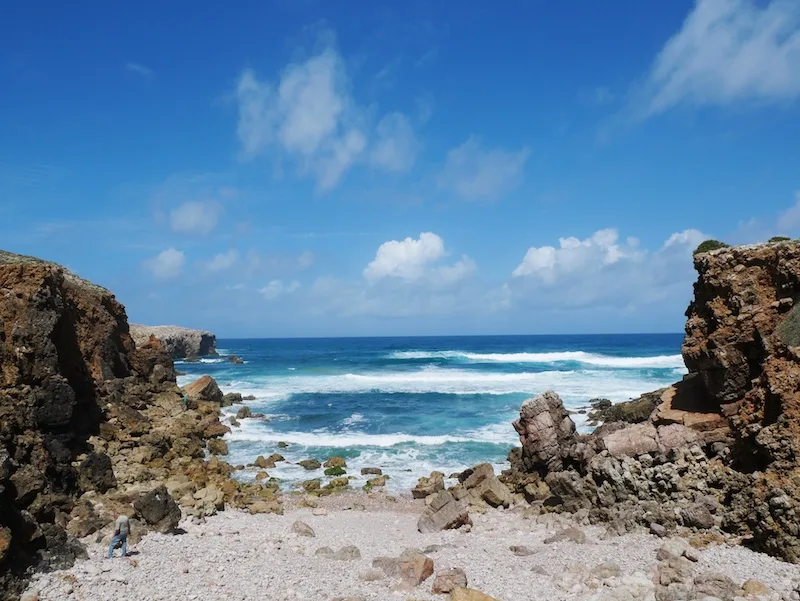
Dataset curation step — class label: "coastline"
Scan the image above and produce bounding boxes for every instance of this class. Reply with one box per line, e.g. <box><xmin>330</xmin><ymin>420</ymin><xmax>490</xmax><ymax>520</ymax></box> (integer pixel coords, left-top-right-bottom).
<box><xmin>24</xmin><ymin>492</ymin><xmax>800</xmax><ymax>601</ymax></box>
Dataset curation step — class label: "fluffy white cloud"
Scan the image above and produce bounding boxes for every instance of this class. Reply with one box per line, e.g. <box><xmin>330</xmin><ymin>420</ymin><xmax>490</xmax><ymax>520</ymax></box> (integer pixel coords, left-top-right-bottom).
<box><xmin>438</xmin><ymin>136</ymin><xmax>530</xmax><ymax>201</ymax></box>
<box><xmin>169</xmin><ymin>200</ymin><xmax>221</xmax><ymax>235</ymax></box>
<box><xmin>637</xmin><ymin>0</ymin><xmax>800</xmax><ymax>116</ymax></box>
<box><xmin>512</xmin><ymin>229</ymin><xmax>643</xmax><ymax>281</ymax></box>
<box><xmin>510</xmin><ymin>228</ymin><xmax>706</xmax><ymax>309</ymax></box>
<box><xmin>364</xmin><ymin>232</ymin><xmax>445</xmax><ymax>282</ymax></box>
<box><xmin>145</xmin><ymin>248</ymin><xmax>185</xmax><ymax>280</ymax></box>
<box><xmin>235</xmin><ymin>44</ymin><xmax>417</xmax><ymax>190</ymax></box>
<box><xmin>206</xmin><ymin>249</ymin><xmax>239</xmax><ymax>272</ymax></box>
<box><xmin>777</xmin><ymin>192</ymin><xmax>800</xmax><ymax>233</ymax></box>
<box><xmin>370</xmin><ymin>113</ymin><xmax>418</xmax><ymax>172</ymax></box>
<box><xmin>260</xmin><ymin>279</ymin><xmax>300</xmax><ymax>300</ymax></box>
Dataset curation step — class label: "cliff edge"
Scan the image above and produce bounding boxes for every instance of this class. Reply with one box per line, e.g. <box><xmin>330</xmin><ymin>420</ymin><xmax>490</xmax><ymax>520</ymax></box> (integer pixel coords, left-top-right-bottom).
<box><xmin>504</xmin><ymin>240</ymin><xmax>800</xmax><ymax>563</ymax></box>
<box><xmin>129</xmin><ymin>324</ymin><xmax>217</xmax><ymax>359</ymax></box>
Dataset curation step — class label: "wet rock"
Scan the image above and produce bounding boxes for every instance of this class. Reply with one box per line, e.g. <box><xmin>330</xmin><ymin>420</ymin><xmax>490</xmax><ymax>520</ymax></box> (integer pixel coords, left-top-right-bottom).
<box><xmin>183</xmin><ymin>375</ymin><xmax>223</xmax><ymax>404</ymax></box>
<box><xmin>221</xmin><ymin>392</ymin><xmax>242</xmax><ymax>406</ymax></box>
<box><xmin>361</xmin><ymin>467</ymin><xmax>382</xmax><ymax>475</ymax></box>
<box><xmin>299</xmin><ymin>459</ymin><xmax>321</xmax><ymax>470</ymax></box>
<box><xmin>207</xmin><ymin>438</ymin><xmax>228</xmax><ymax>455</ymax></box>
<box><xmin>235</xmin><ymin>406</ymin><xmax>252</xmax><ymax>419</ymax></box>
<box><xmin>324</xmin><ymin>456</ymin><xmax>347</xmax><ymax>468</ymax></box>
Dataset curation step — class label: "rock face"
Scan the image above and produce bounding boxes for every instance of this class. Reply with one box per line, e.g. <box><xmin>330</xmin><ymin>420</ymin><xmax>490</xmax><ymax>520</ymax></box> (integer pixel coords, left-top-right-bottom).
<box><xmin>504</xmin><ymin>242</ymin><xmax>800</xmax><ymax>564</ymax></box>
<box><xmin>133</xmin><ymin>485</ymin><xmax>181</xmax><ymax>533</ymax></box>
<box><xmin>0</xmin><ymin>251</ymin><xmax>260</xmax><ymax>599</ymax></box>
<box><xmin>129</xmin><ymin>324</ymin><xmax>216</xmax><ymax>359</ymax></box>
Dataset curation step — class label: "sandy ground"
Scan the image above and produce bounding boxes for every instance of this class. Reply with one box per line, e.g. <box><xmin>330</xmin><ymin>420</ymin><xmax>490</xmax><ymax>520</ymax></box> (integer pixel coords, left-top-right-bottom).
<box><xmin>25</xmin><ymin>496</ymin><xmax>800</xmax><ymax>601</ymax></box>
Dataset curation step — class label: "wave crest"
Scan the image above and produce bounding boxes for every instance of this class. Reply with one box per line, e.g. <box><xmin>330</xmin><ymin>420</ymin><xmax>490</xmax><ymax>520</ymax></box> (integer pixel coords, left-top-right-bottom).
<box><xmin>388</xmin><ymin>350</ymin><xmax>684</xmax><ymax>369</ymax></box>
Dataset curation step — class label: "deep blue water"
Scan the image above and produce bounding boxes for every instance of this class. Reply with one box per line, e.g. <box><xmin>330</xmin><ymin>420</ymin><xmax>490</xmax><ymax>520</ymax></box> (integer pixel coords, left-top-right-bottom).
<box><xmin>176</xmin><ymin>334</ymin><xmax>686</xmax><ymax>491</ymax></box>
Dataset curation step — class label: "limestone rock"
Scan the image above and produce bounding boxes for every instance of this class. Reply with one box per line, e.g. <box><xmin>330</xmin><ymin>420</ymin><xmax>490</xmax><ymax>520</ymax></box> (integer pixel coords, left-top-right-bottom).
<box><xmin>183</xmin><ymin>375</ymin><xmax>224</xmax><ymax>404</ymax></box>
<box><xmin>222</xmin><ymin>392</ymin><xmax>242</xmax><ymax>406</ymax></box>
<box><xmin>333</xmin><ymin>545</ymin><xmax>361</xmax><ymax>561</ymax></box>
<box><xmin>417</xmin><ymin>491</ymin><xmax>471</xmax><ymax>533</ymax></box>
<box><xmin>324</xmin><ymin>456</ymin><xmax>347</xmax><ymax>468</ymax></box>
<box><xmin>207</xmin><ymin>438</ymin><xmax>228</xmax><ymax>456</ymax></box>
<box><xmin>432</xmin><ymin>568</ymin><xmax>467</xmax><ymax>593</ymax></box>
<box><xmin>361</xmin><ymin>467</ymin><xmax>382</xmax><ymax>475</ymax></box>
<box><xmin>129</xmin><ymin>324</ymin><xmax>216</xmax><ymax>359</ymax></box>
<box><xmin>291</xmin><ymin>520</ymin><xmax>315</xmax><ymax>537</ymax></box>
<box><xmin>412</xmin><ymin>471</ymin><xmax>445</xmax><ymax>499</ymax></box>
<box><xmin>512</xmin><ymin>390</ymin><xmax>577</xmax><ymax>473</ymax></box>
<box><xmin>544</xmin><ymin>527</ymin><xmax>586</xmax><ymax>544</ymax></box>
<box><xmin>451</xmin><ymin>587</ymin><xmax>500</xmax><ymax>601</ymax></box>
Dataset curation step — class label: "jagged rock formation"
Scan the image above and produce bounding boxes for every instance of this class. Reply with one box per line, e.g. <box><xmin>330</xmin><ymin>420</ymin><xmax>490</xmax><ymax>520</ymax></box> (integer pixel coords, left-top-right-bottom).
<box><xmin>0</xmin><ymin>252</ymin><xmax>270</xmax><ymax>599</ymax></box>
<box><xmin>129</xmin><ymin>324</ymin><xmax>217</xmax><ymax>359</ymax></box>
<box><xmin>504</xmin><ymin>242</ymin><xmax>800</xmax><ymax>563</ymax></box>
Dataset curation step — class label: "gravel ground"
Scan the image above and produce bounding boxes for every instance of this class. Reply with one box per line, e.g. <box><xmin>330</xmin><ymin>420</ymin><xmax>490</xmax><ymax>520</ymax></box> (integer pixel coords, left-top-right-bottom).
<box><xmin>25</xmin><ymin>500</ymin><xmax>800</xmax><ymax>601</ymax></box>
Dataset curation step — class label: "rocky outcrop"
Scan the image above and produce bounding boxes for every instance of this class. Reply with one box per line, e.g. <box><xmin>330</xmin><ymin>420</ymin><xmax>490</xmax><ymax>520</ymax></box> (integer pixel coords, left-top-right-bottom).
<box><xmin>0</xmin><ymin>251</ymin><xmax>269</xmax><ymax>599</ymax></box>
<box><xmin>504</xmin><ymin>242</ymin><xmax>800</xmax><ymax>564</ymax></box>
<box><xmin>129</xmin><ymin>324</ymin><xmax>217</xmax><ymax>359</ymax></box>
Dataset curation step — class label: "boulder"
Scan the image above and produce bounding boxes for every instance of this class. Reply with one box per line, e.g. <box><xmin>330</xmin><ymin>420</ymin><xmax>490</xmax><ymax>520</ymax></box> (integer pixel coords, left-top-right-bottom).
<box><xmin>470</xmin><ymin>476</ymin><xmax>512</xmax><ymax>508</ymax></box>
<box><xmin>133</xmin><ymin>485</ymin><xmax>182</xmax><ymax>533</ymax></box>
<box><xmin>222</xmin><ymin>393</ymin><xmax>242</xmax><ymax>406</ymax></box>
<box><xmin>76</xmin><ymin>452</ymin><xmax>117</xmax><ymax>493</ymax></box>
<box><xmin>544</xmin><ymin>527</ymin><xmax>586</xmax><ymax>544</ymax></box>
<box><xmin>248</xmin><ymin>501</ymin><xmax>282</xmax><ymax>515</ymax></box>
<box><xmin>324</xmin><ymin>456</ymin><xmax>347</xmax><ymax>468</ymax></box>
<box><xmin>361</xmin><ymin>467</ymin><xmax>382</xmax><ymax>475</ymax></box>
<box><xmin>398</xmin><ymin>550</ymin><xmax>434</xmax><ymax>587</ymax></box>
<box><xmin>418</xmin><ymin>491</ymin><xmax>471</xmax><ymax>533</ymax></box>
<box><xmin>228</xmin><ymin>354</ymin><xmax>244</xmax><ymax>364</ymax></box>
<box><xmin>512</xmin><ymin>390</ymin><xmax>577</xmax><ymax>473</ymax></box>
<box><xmin>432</xmin><ymin>568</ymin><xmax>467</xmax><ymax>594</ymax></box>
<box><xmin>299</xmin><ymin>459</ymin><xmax>321</xmax><ymax>470</ymax></box>
<box><xmin>236</xmin><ymin>406</ymin><xmax>252</xmax><ymax>419</ymax></box>
<box><xmin>412</xmin><ymin>471</ymin><xmax>445</xmax><ymax>499</ymax></box>
<box><xmin>207</xmin><ymin>438</ymin><xmax>228</xmax><ymax>456</ymax></box>
<box><xmin>253</xmin><ymin>456</ymin><xmax>275</xmax><ymax>469</ymax></box>
<box><xmin>183</xmin><ymin>375</ymin><xmax>224</xmax><ymax>404</ymax></box>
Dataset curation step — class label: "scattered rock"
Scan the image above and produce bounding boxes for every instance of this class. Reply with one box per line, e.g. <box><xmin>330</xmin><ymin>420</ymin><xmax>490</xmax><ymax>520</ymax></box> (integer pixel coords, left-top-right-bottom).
<box><xmin>650</xmin><ymin>523</ymin><xmax>667</xmax><ymax>537</ymax></box>
<box><xmin>222</xmin><ymin>392</ymin><xmax>243</xmax><ymax>406</ymax></box>
<box><xmin>451</xmin><ymin>587</ymin><xmax>500</xmax><ymax>601</ymax></box>
<box><xmin>742</xmin><ymin>579</ymin><xmax>769</xmax><ymax>596</ymax></box>
<box><xmin>333</xmin><ymin>546</ymin><xmax>361</xmax><ymax>561</ymax></box>
<box><xmin>418</xmin><ymin>491</ymin><xmax>472</xmax><ymax>533</ymax></box>
<box><xmin>253</xmin><ymin>455</ymin><xmax>275</xmax><ymax>469</ymax></box>
<box><xmin>278</xmin><ymin>441</ymin><xmax>289</xmax><ymax>448</ymax></box>
<box><xmin>544</xmin><ymin>527</ymin><xmax>586</xmax><ymax>544</ymax></box>
<box><xmin>509</xmin><ymin>545</ymin><xmax>536</xmax><ymax>556</ymax></box>
<box><xmin>324</xmin><ymin>456</ymin><xmax>347</xmax><ymax>468</ymax></box>
<box><xmin>412</xmin><ymin>471</ymin><xmax>445</xmax><ymax>499</ymax></box>
<box><xmin>299</xmin><ymin>459</ymin><xmax>321</xmax><ymax>470</ymax></box>
<box><xmin>315</xmin><ymin>547</ymin><xmax>335</xmax><ymax>557</ymax></box>
<box><xmin>361</xmin><ymin>467</ymin><xmax>382</xmax><ymax>475</ymax></box>
<box><xmin>183</xmin><ymin>375</ymin><xmax>224</xmax><ymax>404</ymax></box>
<box><xmin>432</xmin><ymin>567</ymin><xmax>467</xmax><ymax>594</ymax></box>
<box><xmin>228</xmin><ymin>354</ymin><xmax>244</xmax><ymax>364</ymax></box>
<box><xmin>236</xmin><ymin>406</ymin><xmax>253</xmax><ymax>419</ymax></box>
<box><xmin>207</xmin><ymin>438</ymin><xmax>228</xmax><ymax>455</ymax></box>
<box><xmin>76</xmin><ymin>452</ymin><xmax>117</xmax><ymax>493</ymax></box>
<box><xmin>358</xmin><ymin>569</ymin><xmax>385</xmax><ymax>582</ymax></box>
<box><xmin>682</xmin><ymin>502</ymin><xmax>715</xmax><ymax>529</ymax></box>
<box><xmin>324</xmin><ymin>466</ymin><xmax>346</xmax><ymax>477</ymax></box>
<box><xmin>590</xmin><ymin>562</ymin><xmax>621</xmax><ymax>580</ymax></box>
<box><xmin>291</xmin><ymin>521</ymin><xmax>315</xmax><ymax>537</ymax></box>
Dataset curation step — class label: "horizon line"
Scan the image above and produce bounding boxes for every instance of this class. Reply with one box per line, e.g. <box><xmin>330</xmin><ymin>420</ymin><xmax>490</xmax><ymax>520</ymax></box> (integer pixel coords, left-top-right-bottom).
<box><xmin>210</xmin><ymin>332</ymin><xmax>685</xmax><ymax>341</ymax></box>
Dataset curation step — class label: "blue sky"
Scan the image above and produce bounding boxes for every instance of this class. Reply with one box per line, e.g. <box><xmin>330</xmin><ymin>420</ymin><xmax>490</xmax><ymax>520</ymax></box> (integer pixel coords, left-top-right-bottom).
<box><xmin>2</xmin><ymin>0</ymin><xmax>800</xmax><ymax>337</ymax></box>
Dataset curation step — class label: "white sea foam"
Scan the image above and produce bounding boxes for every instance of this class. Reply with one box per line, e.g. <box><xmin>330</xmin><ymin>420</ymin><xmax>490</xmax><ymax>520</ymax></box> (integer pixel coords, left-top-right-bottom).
<box><xmin>389</xmin><ymin>350</ymin><xmax>685</xmax><ymax>369</ymax></box>
<box><xmin>341</xmin><ymin>413</ymin><xmax>366</xmax><ymax>427</ymax></box>
<box><xmin>215</xmin><ymin>366</ymin><xmax>681</xmax><ymax>403</ymax></box>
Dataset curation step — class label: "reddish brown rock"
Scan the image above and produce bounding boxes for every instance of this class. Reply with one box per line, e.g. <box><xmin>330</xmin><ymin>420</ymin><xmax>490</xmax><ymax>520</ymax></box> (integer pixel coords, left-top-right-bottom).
<box><xmin>183</xmin><ymin>375</ymin><xmax>224</xmax><ymax>405</ymax></box>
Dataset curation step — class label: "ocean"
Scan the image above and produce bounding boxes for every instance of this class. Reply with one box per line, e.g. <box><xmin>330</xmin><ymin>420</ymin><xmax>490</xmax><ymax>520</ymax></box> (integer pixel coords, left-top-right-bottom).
<box><xmin>176</xmin><ymin>334</ymin><xmax>686</xmax><ymax>492</ymax></box>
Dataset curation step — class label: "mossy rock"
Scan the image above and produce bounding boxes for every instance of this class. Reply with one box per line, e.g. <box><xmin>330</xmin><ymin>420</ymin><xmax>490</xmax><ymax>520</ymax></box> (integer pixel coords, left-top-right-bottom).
<box><xmin>323</xmin><ymin>456</ymin><xmax>347</xmax><ymax>468</ymax></box>
<box><xmin>301</xmin><ymin>479</ymin><xmax>321</xmax><ymax>492</ymax></box>
<box><xmin>325</xmin><ymin>477</ymin><xmax>349</xmax><ymax>489</ymax></box>
<box><xmin>324</xmin><ymin>466</ymin><xmax>346</xmax><ymax>476</ymax></box>
<box><xmin>693</xmin><ymin>239</ymin><xmax>729</xmax><ymax>255</ymax></box>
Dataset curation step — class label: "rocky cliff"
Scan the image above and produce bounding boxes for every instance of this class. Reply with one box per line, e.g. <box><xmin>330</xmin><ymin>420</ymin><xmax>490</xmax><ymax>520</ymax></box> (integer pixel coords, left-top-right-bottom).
<box><xmin>505</xmin><ymin>241</ymin><xmax>800</xmax><ymax>563</ymax></box>
<box><xmin>0</xmin><ymin>252</ymin><xmax>268</xmax><ymax>599</ymax></box>
<box><xmin>129</xmin><ymin>324</ymin><xmax>217</xmax><ymax>359</ymax></box>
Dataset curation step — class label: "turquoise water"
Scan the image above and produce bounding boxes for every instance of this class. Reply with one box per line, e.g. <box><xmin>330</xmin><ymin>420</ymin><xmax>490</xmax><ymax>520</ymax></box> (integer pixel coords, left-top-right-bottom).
<box><xmin>176</xmin><ymin>334</ymin><xmax>686</xmax><ymax>491</ymax></box>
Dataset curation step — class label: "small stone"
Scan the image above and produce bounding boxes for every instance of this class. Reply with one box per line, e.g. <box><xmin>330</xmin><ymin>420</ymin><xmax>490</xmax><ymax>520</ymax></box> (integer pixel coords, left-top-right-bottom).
<box><xmin>544</xmin><ymin>527</ymin><xmax>586</xmax><ymax>544</ymax></box>
<box><xmin>532</xmin><ymin>566</ymin><xmax>548</xmax><ymax>576</ymax></box>
<box><xmin>312</xmin><ymin>508</ymin><xmax>328</xmax><ymax>516</ymax></box>
<box><xmin>277</xmin><ymin>441</ymin><xmax>289</xmax><ymax>448</ymax></box>
<box><xmin>650</xmin><ymin>522</ymin><xmax>667</xmax><ymax>537</ymax></box>
<box><xmin>359</xmin><ymin>569</ymin><xmax>385</xmax><ymax>582</ymax></box>
<box><xmin>361</xmin><ymin>467</ymin><xmax>382</xmax><ymax>475</ymax></box>
<box><xmin>657</xmin><ymin>539</ymin><xmax>690</xmax><ymax>562</ymax></box>
<box><xmin>510</xmin><ymin>545</ymin><xmax>536</xmax><ymax>556</ymax></box>
<box><xmin>742</xmin><ymin>579</ymin><xmax>770</xmax><ymax>596</ymax></box>
<box><xmin>315</xmin><ymin>547</ymin><xmax>335</xmax><ymax>557</ymax></box>
<box><xmin>451</xmin><ymin>588</ymin><xmax>500</xmax><ymax>601</ymax></box>
<box><xmin>291</xmin><ymin>521</ymin><xmax>315</xmax><ymax>537</ymax></box>
<box><xmin>590</xmin><ymin>562</ymin><xmax>621</xmax><ymax>580</ymax></box>
<box><xmin>334</xmin><ymin>545</ymin><xmax>361</xmax><ymax>561</ymax></box>
<box><xmin>299</xmin><ymin>459</ymin><xmax>321</xmax><ymax>470</ymax></box>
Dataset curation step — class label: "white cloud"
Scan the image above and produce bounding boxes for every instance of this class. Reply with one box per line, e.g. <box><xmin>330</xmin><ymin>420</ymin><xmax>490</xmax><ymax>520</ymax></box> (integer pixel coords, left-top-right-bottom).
<box><xmin>364</xmin><ymin>232</ymin><xmax>445</xmax><ymax>282</ymax></box>
<box><xmin>777</xmin><ymin>192</ymin><xmax>800</xmax><ymax>232</ymax></box>
<box><xmin>510</xmin><ymin>228</ymin><xmax>706</xmax><ymax>309</ymax></box>
<box><xmin>438</xmin><ymin>136</ymin><xmax>530</xmax><ymax>201</ymax></box>
<box><xmin>260</xmin><ymin>279</ymin><xmax>300</xmax><ymax>300</ymax></box>
<box><xmin>145</xmin><ymin>248</ymin><xmax>185</xmax><ymax>280</ymax></box>
<box><xmin>370</xmin><ymin>113</ymin><xmax>418</xmax><ymax>172</ymax></box>
<box><xmin>235</xmin><ymin>43</ymin><xmax>417</xmax><ymax>190</ymax></box>
<box><xmin>636</xmin><ymin>0</ymin><xmax>800</xmax><ymax>117</ymax></box>
<box><xmin>206</xmin><ymin>249</ymin><xmax>240</xmax><ymax>272</ymax></box>
<box><xmin>169</xmin><ymin>200</ymin><xmax>221</xmax><ymax>235</ymax></box>
<box><xmin>126</xmin><ymin>62</ymin><xmax>153</xmax><ymax>76</ymax></box>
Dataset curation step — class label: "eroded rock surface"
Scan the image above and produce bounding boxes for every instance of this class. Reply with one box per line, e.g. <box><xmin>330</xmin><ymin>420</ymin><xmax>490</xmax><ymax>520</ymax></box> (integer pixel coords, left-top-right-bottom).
<box><xmin>129</xmin><ymin>324</ymin><xmax>216</xmax><ymax>359</ymax></box>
